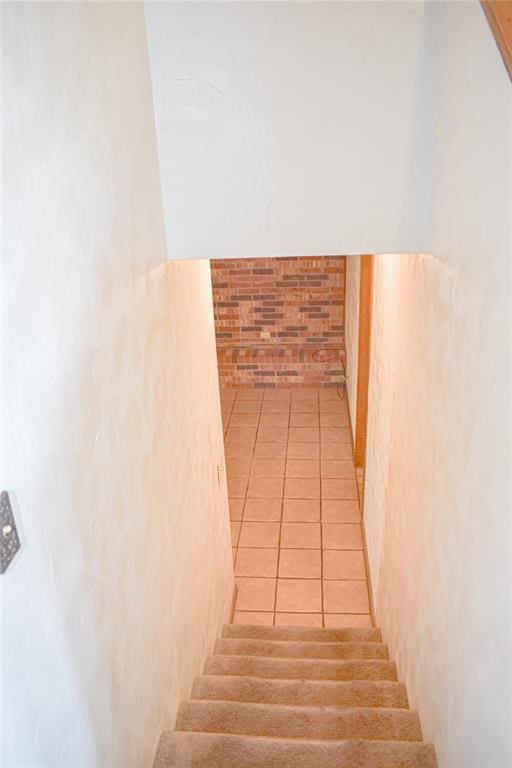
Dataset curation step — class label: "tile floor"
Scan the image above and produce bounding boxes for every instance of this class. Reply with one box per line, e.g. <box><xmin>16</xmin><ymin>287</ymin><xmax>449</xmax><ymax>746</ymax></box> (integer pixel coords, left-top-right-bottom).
<box><xmin>221</xmin><ymin>386</ymin><xmax>372</xmax><ymax>628</ymax></box>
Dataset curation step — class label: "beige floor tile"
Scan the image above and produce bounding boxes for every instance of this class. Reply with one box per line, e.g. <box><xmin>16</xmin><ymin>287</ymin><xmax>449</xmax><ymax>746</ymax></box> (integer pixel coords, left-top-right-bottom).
<box><xmin>232</xmin><ymin>547</ymin><xmax>237</xmax><ymax>563</ymax></box>
<box><xmin>237</xmin><ymin>390</ymin><xmax>264</xmax><ymax>400</ymax></box>
<box><xmin>239</xmin><ymin>521</ymin><xmax>280</xmax><ymax>548</ymax></box>
<box><xmin>235</xmin><ymin>548</ymin><xmax>279</xmax><ymax>577</ymax></box>
<box><xmin>247</xmin><ymin>476</ymin><xmax>284</xmax><ymax>499</ymax></box>
<box><xmin>253</xmin><ymin>441</ymin><xmax>288</xmax><ymax>459</ymax></box>
<box><xmin>320</xmin><ymin>412</ymin><xmax>350</xmax><ymax>427</ymax></box>
<box><xmin>286</xmin><ymin>459</ymin><xmax>320</xmax><ymax>478</ymax></box>
<box><xmin>229</xmin><ymin>412</ymin><xmax>260</xmax><ymax>427</ymax></box>
<box><xmin>251</xmin><ymin>458</ymin><xmax>286</xmax><ymax>477</ymax></box>
<box><xmin>264</xmin><ymin>389</ymin><xmax>291</xmax><ymax>400</ymax></box>
<box><xmin>322</xmin><ymin>478</ymin><xmax>358</xmax><ymax>500</ymax></box>
<box><xmin>319</xmin><ymin>388</ymin><xmax>341</xmax><ymax>400</ymax></box>
<box><xmin>286</xmin><ymin>442</ymin><xmax>320</xmax><ymax>460</ymax></box>
<box><xmin>226</xmin><ymin>458</ymin><xmax>252</xmax><ymax>478</ymax></box>
<box><xmin>278</xmin><ymin>548</ymin><xmax>321</xmax><ymax>578</ymax></box>
<box><xmin>233</xmin><ymin>611</ymin><xmax>274</xmax><ymax>626</ymax></box>
<box><xmin>275</xmin><ymin>613</ymin><xmax>323</xmax><ymax>627</ymax></box>
<box><xmin>235</xmin><ymin>578</ymin><xmax>276</xmax><ymax>611</ymax></box>
<box><xmin>321</xmin><ymin>459</ymin><xmax>355</xmax><ymax>479</ymax></box>
<box><xmin>321</xmin><ymin>499</ymin><xmax>361</xmax><ymax>523</ymax></box>
<box><xmin>227</xmin><ymin>476</ymin><xmax>248</xmax><ymax>498</ymax></box>
<box><xmin>224</xmin><ymin>386</ymin><xmax>370</xmax><ymax>629</ymax></box>
<box><xmin>291</xmin><ymin>388</ymin><xmax>318</xmax><ymax>400</ymax></box>
<box><xmin>276</xmin><ymin>579</ymin><xmax>322</xmax><ymax>612</ymax></box>
<box><xmin>290</xmin><ymin>413</ymin><xmax>319</xmax><ymax>427</ymax></box>
<box><xmin>290</xmin><ymin>401</ymin><xmax>319</xmax><ymax>414</ymax></box>
<box><xmin>224</xmin><ymin>442</ymin><xmax>254</xmax><ymax>459</ymax></box>
<box><xmin>323</xmin><ymin>580</ymin><xmax>370</xmax><ymax>613</ymax></box>
<box><xmin>243</xmin><ymin>498</ymin><xmax>282</xmax><ymax>522</ymax></box>
<box><xmin>281</xmin><ymin>522</ymin><xmax>321</xmax><ymax>549</ymax></box>
<box><xmin>229</xmin><ymin>498</ymin><xmax>245</xmax><ymax>521</ymax></box>
<box><xmin>319</xmin><ymin>399</ymin><xmax>348</xmax><ymax>413</ymax></box>
<box><xmin>225</xmin><ymin>426</ymin><xmax>257</xmax><ymax>444</ymax></box>
<box><xmin>284</xmin><ymin>477</ymin><xmax>320</xmax><ymax>499</ymax></box>
<box><xmin>260</xmin><ymin>402</ymin><xmax>290</xmax><ymax>414</ymax></box>
<box><xmin>257</xmin><ymin>426</ymin><xmax>289</xmax><ymax>442</ymax></box>
<box><xmin>288</xmin><ymin>427</ymin><xmax>320</xmax><ymax>443</ymax></box>
<box><xmin>283</xmin><ymin>499</ymin><xmax>321</xmax><ymax>522</ymax></box>
<box><xmin>323</xmin><ymin>550</ymin><xmax>366</xmax><ymax>580</ymax></box>
<box><xmin>322</xmin><ymin>523</ymin><xmax>363</xmax><ymax>549</ymax></box>
<box><xmin>233</xmin><ymin>400</ymin><xmax>262</xmax><ymax>413</ymax></box>
<box><xmin>323</xmin><ymin>613</ymin><xmax>372</xmax><ymax>628</ymax></box>
<box><xmin>321</xmin><ymin>427</ymin><xmax>352</xmax><ymax>444</ymax></box>
<box><xmin>320</xmin><ymin>443</ymin><xmax>354</xmax><ymax>460</ymax></box>
<box><xmin>259</xmin><ymin>412</ymin><xmax>289</xmax><ymax>427</ymax></box>
<box><xmin>230</xmin><ymin>521</ymin><xmax>241</xmax><ymax>546</ymax></box>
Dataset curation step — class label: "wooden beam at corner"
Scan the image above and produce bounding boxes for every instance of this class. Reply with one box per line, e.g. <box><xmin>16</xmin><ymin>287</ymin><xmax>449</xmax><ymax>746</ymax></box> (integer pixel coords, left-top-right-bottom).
<box><xmin>482</xmin><ymin>1</ymin><xmax>512</xmax><ymax>80</ymax></box>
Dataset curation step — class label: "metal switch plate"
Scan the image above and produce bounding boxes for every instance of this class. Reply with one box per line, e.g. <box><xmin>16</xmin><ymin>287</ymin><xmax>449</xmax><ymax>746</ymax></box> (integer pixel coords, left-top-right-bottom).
<box><xmin>0</xmin><ymin>492</ymin><xmax>21</xmax><ymax>574</ymax></box>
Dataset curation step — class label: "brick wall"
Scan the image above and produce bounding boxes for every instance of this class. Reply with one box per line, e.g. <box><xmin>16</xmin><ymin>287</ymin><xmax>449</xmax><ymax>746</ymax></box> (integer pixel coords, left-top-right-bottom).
<box><xmin>211</xmin><ymin>256</ymin><xmax>345</xmax><ymax>388</ymax></box>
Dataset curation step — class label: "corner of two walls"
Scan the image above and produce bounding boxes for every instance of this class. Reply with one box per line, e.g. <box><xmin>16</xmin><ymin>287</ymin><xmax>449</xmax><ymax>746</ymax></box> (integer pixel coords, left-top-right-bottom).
<box><xmin>2</xmin><ymin>4</ymin><xmax>232</xmax><ymax>767</ymax></box>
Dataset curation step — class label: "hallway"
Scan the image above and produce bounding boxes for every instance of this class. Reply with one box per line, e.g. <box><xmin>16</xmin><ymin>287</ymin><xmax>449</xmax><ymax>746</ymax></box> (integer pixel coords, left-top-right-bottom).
<box><xmin>221</xmin><ymin>386</ymin><xmax>372</xmax><ymax>628</ymax></box>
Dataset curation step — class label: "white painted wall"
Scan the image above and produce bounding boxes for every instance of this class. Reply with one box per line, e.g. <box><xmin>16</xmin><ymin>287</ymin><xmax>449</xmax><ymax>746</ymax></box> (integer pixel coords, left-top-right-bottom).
<box><xmin>344</xmin><ymin>257</ymin><xmax>360</xmax><ymax>435</ymax></box>
<box><xmin>144</xmin><ymin>1</ymin><xmax>434</xmax><ymax>260</ymax></box>
<box><xmin>360</xmin><ymin>4</ymin><xmax>512</xmax><ymax>766</ymax></box>
<box><xmin>1</xmin><ymin>4</ymin><xmax>233</xmax><ymax>767</ymax></box>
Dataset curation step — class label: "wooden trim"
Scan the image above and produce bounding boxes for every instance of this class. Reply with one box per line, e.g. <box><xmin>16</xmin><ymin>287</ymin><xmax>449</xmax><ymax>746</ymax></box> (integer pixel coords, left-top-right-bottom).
<box><xmin>354</xmin><ymin>255</ymin><xmax>373</xmax><ymax>468</ymax></box>
<box><xmin>482</xmin><ymin>1</ymin><xmax>512</xmax><ymax>80</ymax></box>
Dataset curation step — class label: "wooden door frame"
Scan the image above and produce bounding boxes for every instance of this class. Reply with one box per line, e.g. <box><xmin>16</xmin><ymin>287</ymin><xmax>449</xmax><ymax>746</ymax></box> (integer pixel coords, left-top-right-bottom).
<box><xmin>354</xmin><ymin>255</ymin><xmax>373</xmax><ymax>469</ymax></box>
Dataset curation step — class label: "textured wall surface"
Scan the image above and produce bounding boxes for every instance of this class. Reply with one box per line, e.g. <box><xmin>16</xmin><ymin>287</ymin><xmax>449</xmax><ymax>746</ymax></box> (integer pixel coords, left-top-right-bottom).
<box><xmin>145</xmin><ymin>1</ymin><xmax>433</xmax><ymax>260</ymax></box>
<box><xmin>362</xmin><ymin>6</ymin><xmax>511</xmax><ymax>766</ymax></box>
<box><xmin>2</xmin><ymin>5</ymin><xmax>233</xmax><ymax>767</ymax></box>
<box><xmin>212</xmin><ymin>256</ymin><xmax>345</xmax><ymax>388</ymax></box>
<box><xmin>344</xmin><ymin>257</ymin><xmax>360</xmax><ymax>433</ymax></box>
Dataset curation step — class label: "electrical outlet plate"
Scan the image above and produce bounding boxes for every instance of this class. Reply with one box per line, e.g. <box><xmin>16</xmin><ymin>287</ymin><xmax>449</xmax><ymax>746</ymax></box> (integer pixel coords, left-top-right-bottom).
<box><xmin>0</xmin><ymin>491</ymin><xmax>21</xmax><ymax>574</ymax></box>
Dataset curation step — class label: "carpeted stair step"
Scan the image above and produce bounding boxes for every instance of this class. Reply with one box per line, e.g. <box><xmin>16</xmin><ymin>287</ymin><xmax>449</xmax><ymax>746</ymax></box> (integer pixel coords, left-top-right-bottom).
<box><xmin>222</xmin><ymin>624</ymin><xmax>382</xmax><ymax>643</ymax></box>
<box><xmin>154</xmin><ymin>732</ymin><xmax>438</xmax><ymax>768</ymax></box>
<box><xmin>214</xmin><ymin>637</ymin><xmax>389</xmax><ymax>660</ymax></box>
<box><xmin>204</xmin><ymin>654</ymin><xmax>397</xmax><ymax>682</ymax></box>
<box><xmin>191</xmin><ymin>675</ymin><xmax>409</xmax><ymax>708</ymax></box>
<box><xmin>176</xmin><ymin>699</ymin><xmax>422</xmax><ymax>741</ymax></box>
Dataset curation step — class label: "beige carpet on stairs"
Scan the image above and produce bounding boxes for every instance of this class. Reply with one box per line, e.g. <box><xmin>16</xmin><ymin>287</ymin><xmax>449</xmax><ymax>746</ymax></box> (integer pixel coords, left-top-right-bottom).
<box><xmin>154</xmin><ymin>624</ymin><xmax>437</xmax><ymax>768</ymax></box>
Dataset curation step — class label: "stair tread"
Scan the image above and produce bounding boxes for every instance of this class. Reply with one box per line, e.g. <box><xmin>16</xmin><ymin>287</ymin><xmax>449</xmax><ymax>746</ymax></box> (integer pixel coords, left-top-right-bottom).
<box><xmin>205</xmin><ymin>654</ymin><xmax>397</xmax><ymax>682</ymax></box>
<box><xmin>177</xmin><ymin>699</ymin><xmax>422</xmax><ymax>741</ymax></box>
<box><xmin>154</xmin><ymin>731</ymin><xmax>437</xmax><ymax>768</ymax></box>
<box><xmin>215</xmin><ymin>637</ymin><xmax>389</xmax><ymax>660</ymax></box>
<box><xmin>223</xmin><ymin>624</ymin><xmax>382</xmax><ymax>643</ymax></box>
<box><xmin>192</xmin><ymin>674</ymin><xmax>409</xmax><ymax>708</ymax></box>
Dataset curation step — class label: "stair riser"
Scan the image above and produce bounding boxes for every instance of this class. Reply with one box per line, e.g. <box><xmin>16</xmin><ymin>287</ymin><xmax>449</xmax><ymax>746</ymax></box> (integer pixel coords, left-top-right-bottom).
<box><xmin>177</xmin><ymin>701</ymin><xmax>422</xmax><ymax>742</ymax></box>
<box><xmin>204</xmin><ymin>655</ymin><xmax>398</xmax><ymax>682</ymax></box>
<box><xmin>155</xmin><ymin>732</ymin><xmax>438</xmax><ymax>768</ymax></box>
<box><xmin>215</xmin><ymin>638</ymin><xmax>389</xmax><ymax>660</ymax></box>
<box><xmin>191</xmin><ymin>676</ymin><xmax>409</xmax><ymax>708</ymax></box>
<box><xmin>222</xmin><ymin>624</ymin><xmax>382</xmax><ymax>643</ymax></box>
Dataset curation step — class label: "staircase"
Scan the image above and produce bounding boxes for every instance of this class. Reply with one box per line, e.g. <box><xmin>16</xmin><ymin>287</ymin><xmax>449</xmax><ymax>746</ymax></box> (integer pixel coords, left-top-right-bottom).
<box><xmin>154</xmin><ymin>624</ymin><xmax>437</xmax><ymax>767</ymax></box>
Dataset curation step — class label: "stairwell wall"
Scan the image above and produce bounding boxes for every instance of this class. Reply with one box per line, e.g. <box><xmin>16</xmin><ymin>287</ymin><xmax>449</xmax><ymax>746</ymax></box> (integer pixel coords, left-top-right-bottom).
<box><xmin>2</xmin><ymin>4</ymin><xmax>233</xmax><ymax>767</ymax></box>
<box><xmin>353</xmin><ymin>3</ymin><xmax>512</xmax><ymax>766</ymax></box>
